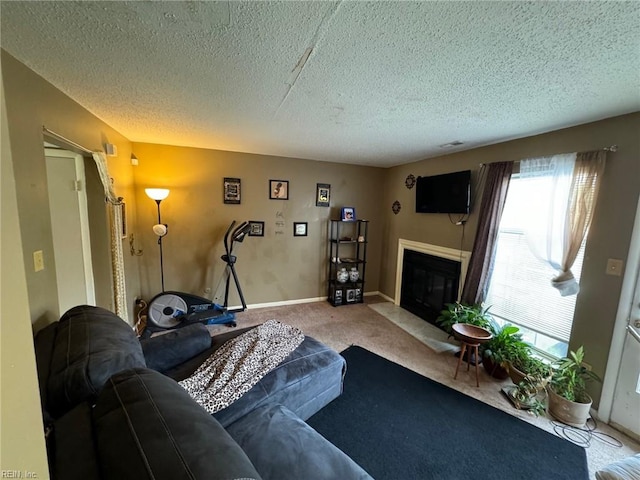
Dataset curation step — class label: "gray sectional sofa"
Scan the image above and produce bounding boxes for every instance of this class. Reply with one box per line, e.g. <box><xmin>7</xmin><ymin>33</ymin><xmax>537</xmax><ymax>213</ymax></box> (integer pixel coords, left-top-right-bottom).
<box><xmin>34</xmin><ymin>305</ymin><xmax>372</xmax><ymax>480</ymax></box>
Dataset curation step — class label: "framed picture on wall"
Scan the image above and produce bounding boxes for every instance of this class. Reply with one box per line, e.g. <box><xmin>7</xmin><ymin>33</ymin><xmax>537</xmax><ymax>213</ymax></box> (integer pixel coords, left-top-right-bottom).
<box><xmin>248</xmin><ymin>221</ymin><xmax>265</xmax><ymax>237</ymax></box>
<box><xmin>316</xmin><ymin>183</ymin><xmax>331</xmax><ymax>207</ymax></box>
<box><xmin>223</xmin><ymin>177</ymin><xmax>241</xmax><ymax>204</ymax></box>
<box><xmin>270</xmin><ymin>180</ymin><xmax>289</xmax><ymax>200</ymax></box>
<box><xmin>293</xmin><ymin>222</ymin><xmax>308</xmax><ymax>237</ymax></box>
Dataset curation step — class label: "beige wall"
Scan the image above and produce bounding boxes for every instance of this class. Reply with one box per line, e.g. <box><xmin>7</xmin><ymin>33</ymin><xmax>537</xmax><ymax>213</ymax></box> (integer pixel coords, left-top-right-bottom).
<box><xmin>1</xmin><ymin>50</ymin><xmax>142</xmax><ymax>328</ymax></box>
<box><xmin>380</xmin><ymin>112</ymin><xmax>640</xmax><ymax>406</ymax></box>
<box><xmin>1</xmin><ymin>64</ymin><xmax>50</xmax><ymax>479</ymax></box>
<box><xmin>132</xmin><ymin>143</ymin><xmax>386</xmax><ymax>304</ymax></box>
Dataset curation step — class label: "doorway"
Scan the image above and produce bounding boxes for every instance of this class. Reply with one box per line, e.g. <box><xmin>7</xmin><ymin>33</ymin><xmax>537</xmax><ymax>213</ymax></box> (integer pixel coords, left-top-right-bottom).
<box><xmin>602</xmin><ymin>195</ymin><xmax>640</xmax><ymax>441</ymax></box>
<box><xmin>44</xmin><ymin>147</ymin><xmax>95</xmax><ymax>315</ymax></box>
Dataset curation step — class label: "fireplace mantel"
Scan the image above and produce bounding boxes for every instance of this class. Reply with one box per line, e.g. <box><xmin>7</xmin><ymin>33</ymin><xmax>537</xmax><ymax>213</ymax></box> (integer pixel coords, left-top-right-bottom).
<box><xmin>394</xmin><ymin>239</ymin><xmax>471</xmax><ymax>305</ymax></box>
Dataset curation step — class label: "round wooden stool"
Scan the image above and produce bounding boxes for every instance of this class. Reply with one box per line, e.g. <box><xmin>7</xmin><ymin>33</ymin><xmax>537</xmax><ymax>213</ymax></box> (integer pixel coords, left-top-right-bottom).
<box><xmin>454</xmin><ymin>340</ymin><xmax>482</xmax><ymax>387</ymax></box>
<box><xmin>451</xmin><ymin>323</ymin><xmax>493</xmax><ymax>388</ymax></box>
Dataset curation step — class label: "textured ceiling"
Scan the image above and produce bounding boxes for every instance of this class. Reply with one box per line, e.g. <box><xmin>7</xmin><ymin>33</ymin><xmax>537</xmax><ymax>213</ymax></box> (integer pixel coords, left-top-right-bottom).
<box><xmin>1</xmin><ymin>1</ymin><xmax>639</xmax><ymax>167</ymax></box>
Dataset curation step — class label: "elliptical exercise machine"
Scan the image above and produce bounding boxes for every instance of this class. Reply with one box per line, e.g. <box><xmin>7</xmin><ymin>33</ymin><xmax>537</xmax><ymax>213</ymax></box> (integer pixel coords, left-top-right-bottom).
<box><xmin>146</xmin><ymin>220</ymin><xmax>251</xmax><ymax>331</ymax></box>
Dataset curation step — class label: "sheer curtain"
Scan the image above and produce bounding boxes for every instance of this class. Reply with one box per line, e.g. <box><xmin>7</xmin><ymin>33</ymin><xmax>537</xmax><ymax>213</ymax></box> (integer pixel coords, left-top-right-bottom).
<box><xmin>520</xmin><ymin>151</ymin><xmax>605</xmax><ymax>296</ymax></box>
<box><xmin>92</xmin><ymin>152</ymin><xmax>128</xmax><ymax>322</ymax></box>
<box><xmin>560</xmin><ymin>150</ymin><xmax>606</xmax><ymax>288</ymax></box>
<box><xmin>461</xmin><ymin>161</ymin><xmax>513</xmax><ymax>305</ymax></box>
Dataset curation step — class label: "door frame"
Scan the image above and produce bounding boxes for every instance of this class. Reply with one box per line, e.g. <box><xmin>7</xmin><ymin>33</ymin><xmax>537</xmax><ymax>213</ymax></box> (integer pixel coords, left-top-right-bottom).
<box><xmin>44</xmin><ymin>148</ymin><xmax>96</xmax><ymax>307</ymax></box>
<box><xmin>598</xmin><ymin>193</ymin><xmax>640</xmax><ymax>423</ymax></box>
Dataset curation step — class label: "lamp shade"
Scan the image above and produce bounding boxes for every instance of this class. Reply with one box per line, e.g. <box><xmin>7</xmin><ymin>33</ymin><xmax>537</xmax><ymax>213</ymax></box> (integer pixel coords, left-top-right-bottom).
<box><xmin>145</xmin><ymin>188</ymin><xmax>170</xmax><ymax>201</ymax></box>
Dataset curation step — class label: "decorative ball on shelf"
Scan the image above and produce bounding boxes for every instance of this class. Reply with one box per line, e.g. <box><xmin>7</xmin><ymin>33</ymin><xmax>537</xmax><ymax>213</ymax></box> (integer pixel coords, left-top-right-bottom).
<box><xmin>337</xmin><ymin>267</ymin><xmax>349</xmax><ymax>283</ymax></box>
<box><xmin>392</xmin><ymin>200</ymin><xmax>401</xmax><ymax>215</ymax></box>
<box><xmin>349</xmin><ymin>267</ymin><xmax>359</xmax><ymax>282</ymax></box>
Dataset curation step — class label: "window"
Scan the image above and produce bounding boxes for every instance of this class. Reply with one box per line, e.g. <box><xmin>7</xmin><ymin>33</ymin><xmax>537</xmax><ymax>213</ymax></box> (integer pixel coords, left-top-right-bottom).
<box><xmin>484</xmin><ymin>175</ymin><xmax>586</xmax><ymax>358</ymax></box>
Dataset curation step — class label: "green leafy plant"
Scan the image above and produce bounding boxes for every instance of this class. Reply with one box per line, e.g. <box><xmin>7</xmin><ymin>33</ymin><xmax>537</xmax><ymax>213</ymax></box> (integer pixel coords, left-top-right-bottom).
<box><xmin>550</xmin><ymin>346</ymin><xmax>601</xmax><ymax>403</ymax></box>
<box><xmin>510</xmin><ymin>353</ymin><xmax>552</xmax><ymax>381</ymax></box>
<box><xmin>436</xmin><ymin>302</ymin><xmax>492</xmax><ymax>335</ymax></box>
<box><xmin>511</xmin><ymin>377</ymin><xmax>546</xmax><ymax>417</ymax></box>
<box><xmin>482</xmin><ymin>320</ymin><xmax>526</xmax><ymax>366</ymax></box>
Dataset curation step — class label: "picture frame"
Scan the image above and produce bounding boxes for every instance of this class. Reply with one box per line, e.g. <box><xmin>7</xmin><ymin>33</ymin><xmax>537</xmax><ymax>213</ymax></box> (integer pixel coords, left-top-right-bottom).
<box><xmin>293</xmin><ymin>222</ymin><xmax>308</xmax><ymax>237</ymax></box>
<box><xmin>269</xmin><ymin>179</ymin><xmax>289</xmax><ymax>200</ymax></box>
<box><xmin>223</xmin><ymin>177</ymin><xmax>241</xmax><ymax>204</ymax></box>
<box><xmin>248</xmin><ymin>220</ymin><xmax>264</xmax><ymax>237</ymax></box>
<box><xmin>316</xmin><ymin>183</ymin><xmax>331</xmax><ymax>207</ymax></box>
<box><xmin>346</xmin><ymin>289</ymin><xmax>357</xmax><ymax>303</ymax></box>
<box><xmin>341</xmin><ymin>207</ymin><xmax>356</xmax><ymax>222</ymax></box>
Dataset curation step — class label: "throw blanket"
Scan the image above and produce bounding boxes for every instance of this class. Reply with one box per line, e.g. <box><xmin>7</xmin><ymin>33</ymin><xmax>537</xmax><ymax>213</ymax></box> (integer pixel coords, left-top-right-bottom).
<box><xmin>179</xmin><ymin>320</ymin><xmax>304</xmax><ymax>414</ymax></box>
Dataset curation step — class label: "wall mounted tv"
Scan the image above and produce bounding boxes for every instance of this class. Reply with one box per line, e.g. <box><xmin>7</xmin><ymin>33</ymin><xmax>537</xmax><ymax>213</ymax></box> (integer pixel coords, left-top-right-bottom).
<box><xmin>415</xmin><ymin>170</ymin><xmax>471</xmax><ymax>214</ymax></box>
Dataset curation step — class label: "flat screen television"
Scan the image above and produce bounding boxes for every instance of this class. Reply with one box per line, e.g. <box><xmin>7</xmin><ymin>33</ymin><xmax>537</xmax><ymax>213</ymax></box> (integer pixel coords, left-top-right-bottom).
<box><xmin>415</xmin><ymin>170</ymin><xmax>471</xmax><ymax>214</ymax></box>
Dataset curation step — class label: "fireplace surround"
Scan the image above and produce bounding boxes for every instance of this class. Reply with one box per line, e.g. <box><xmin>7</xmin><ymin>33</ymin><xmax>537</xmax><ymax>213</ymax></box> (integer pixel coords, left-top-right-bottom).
<box><xmin>394</xmin><ymin>239</ymin><xmax>471</xmax><ymax>326</ymax></box>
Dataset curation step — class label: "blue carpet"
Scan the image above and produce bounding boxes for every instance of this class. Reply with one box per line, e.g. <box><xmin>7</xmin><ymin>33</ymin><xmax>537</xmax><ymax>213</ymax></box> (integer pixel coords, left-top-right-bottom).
<box><xmin>307</xmin><ymin>346</ymin><xmax>588</xmax><ymax>480</ymax></box>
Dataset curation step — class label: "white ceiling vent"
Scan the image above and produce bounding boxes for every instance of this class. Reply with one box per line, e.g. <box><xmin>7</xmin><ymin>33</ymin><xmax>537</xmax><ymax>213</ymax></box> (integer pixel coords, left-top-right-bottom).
<box><xmin>439</xmin><ymin>141</ymin><xmax>464</xmax><ymax>149</ymax></box>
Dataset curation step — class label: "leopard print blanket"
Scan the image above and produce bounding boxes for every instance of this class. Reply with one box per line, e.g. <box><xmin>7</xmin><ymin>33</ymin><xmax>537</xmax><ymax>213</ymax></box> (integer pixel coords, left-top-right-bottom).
<box><xmin>179</xmin><ymin>320</ymin><xmax>304</xmax><ymax>414</ymax></box>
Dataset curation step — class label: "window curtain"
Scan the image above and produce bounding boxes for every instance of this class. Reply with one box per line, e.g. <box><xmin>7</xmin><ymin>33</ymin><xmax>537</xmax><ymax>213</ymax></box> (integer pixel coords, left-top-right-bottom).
<box><xmin>519</xmin><ymin>151</ymin><xmax>605</xmax><ymax>296</ymax></box>
<box><xmin>461</xmin><ymin>161</ymin><xmax>514</xmax><ymax>305</ymax></box>
<box><xmin>92</xmin><ymin>152</ymin><xmax>128</xmax><ymax>322</ymax></box>
<box><xmin>558</xmin><ymin>150</ymin><xmax>606</xmax><ymax>292</ymax></box>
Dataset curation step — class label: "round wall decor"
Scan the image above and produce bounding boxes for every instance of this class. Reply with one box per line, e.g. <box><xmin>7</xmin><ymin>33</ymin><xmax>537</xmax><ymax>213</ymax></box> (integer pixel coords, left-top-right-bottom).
<box><xmin>392</xmin><ymin>200</ymin><xmax>401</xmax><ymax>214</ymax></box>
<box><xmin>405</xmin><ymin>174</ymin><xmax>416</xmax><ymax>189</ymax></box>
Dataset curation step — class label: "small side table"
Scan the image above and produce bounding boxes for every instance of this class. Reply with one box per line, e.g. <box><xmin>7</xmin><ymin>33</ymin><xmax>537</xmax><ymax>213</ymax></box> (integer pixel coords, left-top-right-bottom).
<box><xmin>451</xmin><ymin>324</ymin><xmax>493</xmax><ymax>387</ymax></box>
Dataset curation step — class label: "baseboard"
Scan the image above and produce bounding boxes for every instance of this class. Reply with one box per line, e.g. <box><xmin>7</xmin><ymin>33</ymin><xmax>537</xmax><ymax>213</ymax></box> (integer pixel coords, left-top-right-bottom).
<box><xmin>236</xmin><ymin>291</ymin><xmax>387</xmax><ymax>310</ymax></box>
<box><xmin>375</xmin><ymin>291</ymin><xmax>394</xmax><ymax>303</ymax></box>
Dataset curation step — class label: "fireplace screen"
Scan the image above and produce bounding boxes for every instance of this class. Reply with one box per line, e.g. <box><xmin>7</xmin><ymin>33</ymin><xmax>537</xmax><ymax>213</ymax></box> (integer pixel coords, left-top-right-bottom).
<box><xmin>400</xmin><ymin>249</ymin><xmax>461</xmax><ymax>326</ymax></box>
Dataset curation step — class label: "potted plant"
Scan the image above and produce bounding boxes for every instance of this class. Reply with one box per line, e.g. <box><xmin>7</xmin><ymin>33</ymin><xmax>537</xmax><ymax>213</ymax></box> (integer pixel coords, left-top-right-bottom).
<box><xmin>436</xmin><ymin>302</ymin><xmax>492</xmax><ymax>335</ymax></box>
<box><xmin>506</xmin><ymin>376</ymin><xmax>547</xmax><ymax>416</ymax></box>
<box><xmin>480</xmin><ymin>321</ymin><xmax>526</xmax><ymax>379</ymax></box>
<box><xmin>436</xmin><ymin>302</ymin><xmax>492</xmax><ymax>366</ymax></box>
<box><xmin>547</xmin><ymin>346</ymin><xmax>601</xmax><ymax>427</ymax></box>
<box><xmin>506</xmin><ymin>349</ymin><xmax>552</xmax><ymax>391</ymax></box>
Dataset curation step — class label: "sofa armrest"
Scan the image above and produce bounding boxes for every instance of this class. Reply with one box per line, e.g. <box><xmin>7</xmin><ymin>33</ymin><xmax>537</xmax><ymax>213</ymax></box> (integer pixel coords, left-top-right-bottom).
<box><xmin>93</xmin><ymin>368</ymin><xmax>262</xmax><ymax>480</ymax></box>
<box><xmin>140</xmin><ymin>323</ymin><xmax>212</xmax><ymax>373</ymax></box>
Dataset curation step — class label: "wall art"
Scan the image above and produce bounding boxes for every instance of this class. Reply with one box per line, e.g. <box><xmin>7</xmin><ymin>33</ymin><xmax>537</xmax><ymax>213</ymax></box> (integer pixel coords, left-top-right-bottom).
<box><xmin>405</xmin><ymin>174</ymin><xmax>416</xmax><ymax>189</ymax></box>
<box><xmin>316</xmin><ymin>183</ymin><xmax>331</xmax><ymax>207</ymax></box>
<box><xmin>341</xmin><ymin>207</ymin><xmax>356</xmax><ymax>221</ymax></box>
<box><xmin>293</xmin><ymin>222</ymin><xmax>308</xmax><ymax>236</ymax></box>
<box><xmin>248</xmin><ymin>220</ymin><xmax>264</xmax><ymax>237</ymax></box>
<box><xmin>223</xmin><ymin>177</ymin><xmax>241</xmax><ymax>204</ymax></box>
<box><xmin>270</xmin><ymin>179</ymin><xmax>289</xmax><ymax>200</ymax></box>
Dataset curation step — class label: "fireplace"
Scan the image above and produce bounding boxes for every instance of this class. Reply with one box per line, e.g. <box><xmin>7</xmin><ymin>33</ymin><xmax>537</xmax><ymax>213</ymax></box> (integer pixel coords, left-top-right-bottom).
<box><xmin>400</xmin><ymin>249</ymin><xmax>461</xmax><ymax>326</ymax></box>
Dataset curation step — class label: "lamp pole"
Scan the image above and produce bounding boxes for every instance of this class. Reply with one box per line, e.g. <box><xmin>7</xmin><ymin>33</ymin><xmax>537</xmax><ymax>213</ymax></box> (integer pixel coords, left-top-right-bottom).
<box><xmin>155</xmin><ymin>199</ymin><xmax>165</xmax><ymax>292</ymax></box>
<box><xmin>145</xmin><ymin>188</ymin><xmax>170</xmax><ymax>293</ymax></box>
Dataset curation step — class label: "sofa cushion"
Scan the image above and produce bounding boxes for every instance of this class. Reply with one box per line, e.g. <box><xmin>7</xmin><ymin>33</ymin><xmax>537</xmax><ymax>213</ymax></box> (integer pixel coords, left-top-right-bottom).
<box><xmin>226</xmin><ymin>404</ymin><xmax>372</xmax><ymax>480</ymax></box>
<box><xmin>141</xmin><ymin>322</ymin><xmax>212</xmax><ymax>373</ymax></box>
<box><xmin>93</xmin><ymin>368</ymin><xmax>262</xmax><ymax>480</ymax></box>
<box><xmin>213</xmin><ymin>335</ymin><xmax>346</xmax><ymax>427</ymax></box>
<box><xmin>47</xmin><ymin>305</ymin><xmax>146</xmax><ymax>417</ymax></box>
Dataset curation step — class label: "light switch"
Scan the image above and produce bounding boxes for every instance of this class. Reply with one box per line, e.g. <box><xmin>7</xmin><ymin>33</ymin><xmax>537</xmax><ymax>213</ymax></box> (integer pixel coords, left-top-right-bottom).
<box><xmin>606</xmin><ymin>258</ymin><xmax>623</xmax><ymax>276</ymax></box>
<box><xmin>33</xmin><ymin>250</ymin><xmax>44</xmax><ymax>272</ymax></box>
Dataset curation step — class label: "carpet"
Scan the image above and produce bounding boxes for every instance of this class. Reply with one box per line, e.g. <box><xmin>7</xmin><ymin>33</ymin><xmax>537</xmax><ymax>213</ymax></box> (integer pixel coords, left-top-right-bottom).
<box><xmin>368</xmin><ymin>303</ymin><xmax>459</xmax><ymax>354</ymax></box>
<box><xmin>307</xmin><ymin>346</ymin><xmax>589</xmax><ymax>480</ymax></box>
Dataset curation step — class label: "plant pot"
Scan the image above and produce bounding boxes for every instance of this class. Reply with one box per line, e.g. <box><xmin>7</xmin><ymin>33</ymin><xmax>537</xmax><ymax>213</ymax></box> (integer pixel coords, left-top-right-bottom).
<box><xmin>547</xmin><ymin>387</ymin><xmax>592</xmax><ymax>427</ymax></box>
<box><xmin>482</xmin><ymin>355</ymin><xmax>509</xmax><ymax>379</ymax></box>
<box><xmin>507</xmin><ymin>362</ymin><xmax>527</xmax><ymax>386</ymax></box>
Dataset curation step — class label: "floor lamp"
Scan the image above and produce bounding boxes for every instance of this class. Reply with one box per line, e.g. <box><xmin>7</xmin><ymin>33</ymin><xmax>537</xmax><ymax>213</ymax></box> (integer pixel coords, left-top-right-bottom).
<box><xmin>145</xmin><ymin>188</ymin><xmax>170</xmax><ymax>292</ymax></box>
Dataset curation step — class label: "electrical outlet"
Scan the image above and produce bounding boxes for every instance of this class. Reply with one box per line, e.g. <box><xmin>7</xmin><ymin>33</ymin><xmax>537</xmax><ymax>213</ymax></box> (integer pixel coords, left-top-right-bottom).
<box><xmin>606</xmin><ymin>258</ymin><xmax>623</xmax><ymax>276</ymax></box>
<box><xmin>33</xmin><ymin>250</ymin><xmax>44</xmax><ymax>272</ymax></box>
